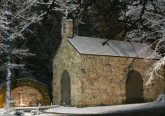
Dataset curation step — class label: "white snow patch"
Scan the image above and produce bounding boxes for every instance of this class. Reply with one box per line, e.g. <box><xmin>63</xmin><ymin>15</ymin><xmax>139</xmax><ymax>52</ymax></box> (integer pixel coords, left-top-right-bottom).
<box><xmin>44</xmin><ymin>103</ymin><xmax>151</xmax><ymax>114</ymax></box>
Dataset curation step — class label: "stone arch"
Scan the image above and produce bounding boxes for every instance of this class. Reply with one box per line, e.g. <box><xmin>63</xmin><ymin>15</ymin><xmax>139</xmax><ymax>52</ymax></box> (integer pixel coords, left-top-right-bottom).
<box><xmin>126</xmin><ymin>70</ymin><xmax>144</xmax><ymax>103</ymax></box>
<box><xmin>61</xmin><ymin>70</ymin><xmax>71</xmax><ymax>106</ymax></box>
<box><xmin>0</xmin><ymin>78</ymin><xmax>50</xmax><ymax>107</ymax></box>
<box><xmin>12</xmin><ymin>86</ymin><xmax>43</xmax><ymax>107</ymax></box>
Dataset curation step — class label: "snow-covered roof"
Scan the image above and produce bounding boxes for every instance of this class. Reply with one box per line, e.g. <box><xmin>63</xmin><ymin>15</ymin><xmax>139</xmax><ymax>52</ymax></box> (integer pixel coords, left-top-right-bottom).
<box><xmin>68</xmin><ymin>36</ymin><xmax>161</xmax><ymax>59</ymax></box>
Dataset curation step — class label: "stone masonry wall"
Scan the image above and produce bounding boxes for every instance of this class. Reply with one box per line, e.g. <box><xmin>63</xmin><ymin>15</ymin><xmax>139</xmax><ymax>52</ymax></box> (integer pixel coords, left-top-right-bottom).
<box><xmin>53</xmin><ymin>18</ymin><xmax>82</xmax><ymax>106</ymax></box>
<box><xmin>80</xmin><ymin>55</ymin><xmax>165</xmax><ymax>106</ymax></box>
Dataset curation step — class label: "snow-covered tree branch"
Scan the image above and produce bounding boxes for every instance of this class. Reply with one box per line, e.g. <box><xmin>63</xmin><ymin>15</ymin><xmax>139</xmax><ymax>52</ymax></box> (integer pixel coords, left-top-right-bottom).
<box><xmin>0</xmin><ymin>0</ymin><xmax>45</xmax><ymax>108</ymax></box>
<box><xmin>0</xmin><ymin>0</ymin><xmax>85</xmax><ymax>108</ymax></box>
<box><xmin>123</xmin><ymin>0</ymin><xmax>165</xmax><ymax>83</ymax></box>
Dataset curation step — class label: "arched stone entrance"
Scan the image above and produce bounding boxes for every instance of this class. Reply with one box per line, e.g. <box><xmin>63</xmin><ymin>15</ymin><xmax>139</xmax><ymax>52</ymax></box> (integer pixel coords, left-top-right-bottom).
<box><xmin>0</xmin><ymin>78</ymin><xmax>50</xmax><ymax>107</ymax></box>
<box><xmin>12</xmin><ymin>86</ymin><xmax>43</xmax><ymax>107</ymax></box>
<box><xmin>61</xmin><ymin>70</ymin><xmax>71</xmax><ymax>105</ymax></box>
<box><xmin>126</xmin><ymin>70</ymin><xmax>144</xmax><ymax>103</ymax></box>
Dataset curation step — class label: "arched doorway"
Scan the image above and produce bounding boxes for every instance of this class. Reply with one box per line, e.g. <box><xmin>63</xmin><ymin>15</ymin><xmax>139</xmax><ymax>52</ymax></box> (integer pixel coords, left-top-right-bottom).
<box><xmin>61</xmin><ymin>70</ymin><xmax>71</xmax><ymax>106</ymax></box>
<box><xmin>126</xmin><ymin>70</ymin><xmax>144</xmax><ymax>103</ymax></box>
<box><xmin>0</xmin><ymin>79</ymin><xmax>50</xmax><ymax>107</ymax></box>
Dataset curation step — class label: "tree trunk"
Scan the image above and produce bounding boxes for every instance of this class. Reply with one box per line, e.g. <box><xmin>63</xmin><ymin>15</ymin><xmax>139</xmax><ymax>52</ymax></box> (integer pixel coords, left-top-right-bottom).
<box><xmin>5</xmin><ymin>59</ymin><xmax>11</xmax><ymax>108</ymax></box>
<box><xmin>5</xmin><ymin>0</ymin><xmax>12</xmax><ymax>108</ymax></box>
<box><xmin>6</xmin><ymin>38</ymin><xmax>12</xmax><ymax>109</ymax></box>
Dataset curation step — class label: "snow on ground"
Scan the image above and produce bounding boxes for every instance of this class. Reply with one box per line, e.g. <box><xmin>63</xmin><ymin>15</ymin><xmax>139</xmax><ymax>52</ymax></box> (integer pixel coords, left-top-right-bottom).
<box><xmin>0</xmin><ymin>108</ymin><xmax>11</xmax><ymax>116</ymax></box>
<box><xmin>0</xmin><ymin>108</ymin><xmax>6</xmax><ymax>116</ymax></box>
<box><xmin>0</xmin><ymin>108</ymin><xmax>17</xmax><ymax>116</ymax></box>
<box><xmin>1</xmin><ymin>100</ymin><xmax>165</xmax><ymax>115</ymax></box>
<box><xmin>45</xmin><ymin>101</ymin><xmax>165</xmax><ymax>114</ymax></box>
<box><xmin>0</xmin><ymin>108</ymin><xmax>57</xmax><ymax>116</ymax></box>
<box><xmin>44</xmin><ymin>102</ymin><xmax>151</xmax><ymax>114</ymax></box>
<box><xmin>24</xmin><ymin>113</ymin><xmax>58</xmax><ymax>116</ymax></box>
<box><xmin>0</xmin><ymin>111</ymin><xmax>57</xmax><ymax>116</ymax></box>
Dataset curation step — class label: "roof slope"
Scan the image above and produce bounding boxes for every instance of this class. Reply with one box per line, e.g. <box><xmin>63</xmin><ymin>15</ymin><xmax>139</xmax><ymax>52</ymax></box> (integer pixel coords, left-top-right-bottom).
<box><xmin>68</xmin><ymin>36</ymin><xmax>161</xmax><ymax>59</ymax></box>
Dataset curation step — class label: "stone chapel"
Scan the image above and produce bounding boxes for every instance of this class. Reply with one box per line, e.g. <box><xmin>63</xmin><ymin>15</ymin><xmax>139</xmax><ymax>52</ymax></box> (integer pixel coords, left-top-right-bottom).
<box><xmin>53</xmin><ymin>18</ymin><xmax>165</xmax><ymax>107</ymax></box>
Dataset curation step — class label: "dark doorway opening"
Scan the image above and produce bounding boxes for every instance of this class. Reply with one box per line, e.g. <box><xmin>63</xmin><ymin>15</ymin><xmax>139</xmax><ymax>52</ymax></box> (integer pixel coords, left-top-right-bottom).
<box><xmin>61</xmin><ymin>70</ymin><xmax>71</xmax><ymax>106</ymax></box>
<box><xmin>126</xmin><ymin>70</ymin><xmax>144</xmax><ymax>103</ymax></box>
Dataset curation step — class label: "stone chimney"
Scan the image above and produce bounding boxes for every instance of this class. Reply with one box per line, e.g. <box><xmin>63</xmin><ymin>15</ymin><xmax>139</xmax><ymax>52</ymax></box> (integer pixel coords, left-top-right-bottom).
<box><xmin>62</xmin><ymin>17</ymin><xmax>74</xmax><ymax>38</ymax></box>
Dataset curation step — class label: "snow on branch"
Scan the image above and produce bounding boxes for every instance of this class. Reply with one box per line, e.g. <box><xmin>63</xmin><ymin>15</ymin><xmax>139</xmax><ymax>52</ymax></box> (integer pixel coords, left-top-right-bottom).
<box><xmin>0</xmin><ymin>43</ymin><xmax>7</xmax><ymax>53</ymax></box>
<box><xmin>19</xmin><ymin>13</ymin><xmax>46</xmax><ymax>33</ymax></box>
<box><xmin>11</xmin><ymin>49</ymin><xmax>35</xmax><ymax>59</ymax></box>
<box><xmin>121</xmin><ymin>0</ymin><xmax>165</xmax><ymax>83</ymax></box>
<box><xmin>8</xmin><ymin>63</ymin><xmax>25</xmax><ymax>69</ymax></box>
<box><xmin>146</xmin><ymin>56</ymin><xmax>165</xmax><ymax>85</ymax></box>
<box><xmin>12</xmin><ymin>0</ymin><xmax>38</xmax><ymax>20</ymax></box>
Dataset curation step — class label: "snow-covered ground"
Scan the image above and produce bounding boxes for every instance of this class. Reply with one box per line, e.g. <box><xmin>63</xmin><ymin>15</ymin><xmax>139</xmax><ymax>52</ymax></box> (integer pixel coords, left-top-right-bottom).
<box><xmin>23</xmin><ymin>113</ymin><xmax>58</xmax><ymax>116</ymax></box>
<box><xmin>44</xmin><ymin>95</ymin><xmax>165</xmax><ymax>115</ymax></box>
<box><xmin>44</xmin><ymin>101</ymin><xmax>165</xmax><ymax>115</ymax></box>
<box><xmin>0</xmin><ymin>108</ymin><xmax>14</xmax><ymax>116</ymax></box>
<box><xmin>1</xmin><ymin>97</ymin><xmax>165</xmax><ymax>115</ymax></box>
<box><xmin>0</xmin><ymin>108</ymin><xmax>57</xmax><ymax>116</ymax></box>
<box><xmin>44</xmin><ymin>103</ymin><xmax>150</xmax><ymax>114</ymax></box>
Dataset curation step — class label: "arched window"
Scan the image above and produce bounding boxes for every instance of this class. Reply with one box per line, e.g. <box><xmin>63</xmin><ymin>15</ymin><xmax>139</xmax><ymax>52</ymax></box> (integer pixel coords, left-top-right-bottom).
<box><xmin>126</xmin><ymin>70</ymin><xmax>144</xmax><ymax>103</ymax></box>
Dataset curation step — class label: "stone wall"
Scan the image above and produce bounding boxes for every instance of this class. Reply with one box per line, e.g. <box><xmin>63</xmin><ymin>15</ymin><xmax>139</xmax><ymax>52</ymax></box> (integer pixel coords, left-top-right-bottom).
<box><xmin>80</xmin><ymin>55</ymin><xmax>165</xmax><ymax>106</ymax></box>
<box><xmin>53</xmin><ymin>18</ymin><xmax>82</xmax><ymax>106</ymax></box>
<box><xmin>53</xmin><ymin>42</ymin><xmax>165</xmax><ymax>107</ymax></box>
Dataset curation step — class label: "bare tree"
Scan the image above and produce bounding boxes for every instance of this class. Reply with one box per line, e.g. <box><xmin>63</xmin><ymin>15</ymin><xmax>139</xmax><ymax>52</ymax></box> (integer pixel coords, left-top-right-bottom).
<box><xmin>0</xmin><ymin>0</ymin><xmax>47</xmax><ymax>108</ymax></box>
<box><xmin>123</xmin><ymin>0</ymin><xmax>165</xmax><ymax>84</ymax></box>
<box><xmin>0</xmin><ymin>0</ymin><xmax>85</xmax><ymax>108</ymax></box>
